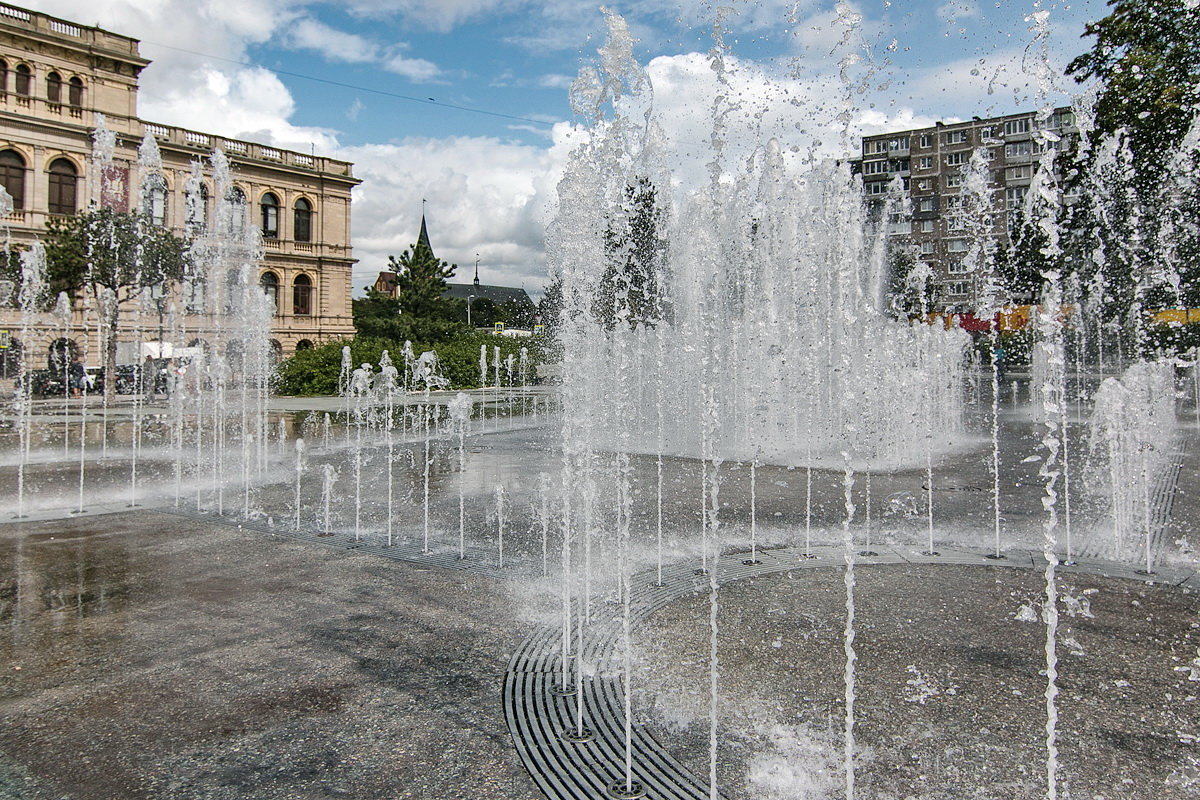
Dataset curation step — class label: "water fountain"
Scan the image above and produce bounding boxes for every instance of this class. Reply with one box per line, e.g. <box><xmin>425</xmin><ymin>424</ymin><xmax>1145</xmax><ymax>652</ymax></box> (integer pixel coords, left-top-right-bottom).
<box><xmin>1</xmin><ymin>7</ymin><xmax>1197</xmax><ymax>800</ymax></box>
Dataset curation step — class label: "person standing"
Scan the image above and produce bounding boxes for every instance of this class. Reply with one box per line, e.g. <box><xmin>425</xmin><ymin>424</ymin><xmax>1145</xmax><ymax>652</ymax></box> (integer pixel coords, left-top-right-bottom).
<box><xmin>68</xmin><ymin>357</ymin><xmax>86</xmax><ymax>398</ymax></box>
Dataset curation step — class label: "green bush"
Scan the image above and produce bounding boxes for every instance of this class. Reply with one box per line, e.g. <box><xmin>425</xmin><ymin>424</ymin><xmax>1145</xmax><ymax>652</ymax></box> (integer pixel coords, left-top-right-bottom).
<box><xmin>274</xmin><ymin>333</ymin><xmax>544</xmax><ymax>396</ymax></box>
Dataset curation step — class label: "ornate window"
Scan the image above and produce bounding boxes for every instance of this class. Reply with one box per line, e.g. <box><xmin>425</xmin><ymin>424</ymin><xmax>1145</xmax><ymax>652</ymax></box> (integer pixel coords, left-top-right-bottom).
<box><xmin>48</xmin><ymin>158</ymin><xmax>77</xmax><ymax>215</ymax></box>
<box><xmin>227</xmin><ymin>186</ymin><xmax>246</xmax><ymax>233</ymax></box>
<box><xmin>14</xmin><ymin>64</ymin><xmax>30</xmax><ymax>96</ymax></box>
<box><xmin>46</xmin><ymin>71</ymin><xmax>61</xmax><ymax>104</ymax></box>
<box><xmin>67</xmin><ymin>77</ymin><xmax>83</xmax><ymax>107</ymax></box>
<box><xmin>0</xmin><ymin>150</ymin><xmax>25</xmax><ymax>210</ymax></box>
<box><xmin>145</xmin><ymin>174</ymin><xmax>167</xmax><ymax>226</ymax></box>
<box><xmin>293</xmin><ymin>274</ymin><xmax>312</xmax><ymax>316</ymax></box>
<box><xmin>260</xmin><ymin>271</ymin><xmax>279</xmax><ymax>313</ymax></box>
<box><xmin>260</xmin><ymin>192</ymin><xmax>279</xmax><ymax>238</ymax></box>
<box><xmin>186</xmin><ymin>182</ymin><xmax>209</xmax><ymax>228</ymax></box>
<box><xmin>293</xmin><ymin>198</ymin><xmax>312</xmax><ymax>242</ymax></box>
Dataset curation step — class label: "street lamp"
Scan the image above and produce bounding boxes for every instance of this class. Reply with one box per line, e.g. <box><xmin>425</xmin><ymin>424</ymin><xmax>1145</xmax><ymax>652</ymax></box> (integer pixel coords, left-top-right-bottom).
<box><xmin>467</xmin><ymin>294</ymin><xmax>475</xmax><ymax>328</ymax></box>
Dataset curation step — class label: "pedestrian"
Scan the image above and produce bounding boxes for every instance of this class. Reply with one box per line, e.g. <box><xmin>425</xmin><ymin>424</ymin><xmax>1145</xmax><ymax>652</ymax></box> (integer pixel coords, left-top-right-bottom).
<box><xmin>68</xmin><ymin>357</ymin><xmax>85</xmax><ymax>398</ymax></box>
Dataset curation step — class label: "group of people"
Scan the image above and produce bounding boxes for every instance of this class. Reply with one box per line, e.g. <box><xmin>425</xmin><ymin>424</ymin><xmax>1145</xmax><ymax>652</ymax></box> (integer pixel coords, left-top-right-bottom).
<box><xmin>63</xmin><ymin>355</ymin><xmax>185</xmax><ymax>400</ymax></box>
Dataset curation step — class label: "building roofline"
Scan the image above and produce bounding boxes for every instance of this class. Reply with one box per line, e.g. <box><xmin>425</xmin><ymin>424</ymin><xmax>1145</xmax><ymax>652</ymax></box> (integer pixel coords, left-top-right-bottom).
<box><xmin>861</xmin><ymin>106</ymin><xmax>1075</xmax><ymax>140</ymax></box>
<box><xmin>0</xmin><ymin>3</ymin><xmax>150</xmax><ymax>70</ymax></box>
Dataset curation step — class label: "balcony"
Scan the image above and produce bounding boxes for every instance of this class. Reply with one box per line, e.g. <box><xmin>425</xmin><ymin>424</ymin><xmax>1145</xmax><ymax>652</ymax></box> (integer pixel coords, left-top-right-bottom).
<box><xmin>141</xmin><ymin>122</ymin><xmax>356</xmax><ymax>178</ymax></box>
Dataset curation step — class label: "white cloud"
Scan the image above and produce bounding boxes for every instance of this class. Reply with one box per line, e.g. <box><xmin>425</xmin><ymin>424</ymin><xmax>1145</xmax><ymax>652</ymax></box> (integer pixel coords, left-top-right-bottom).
<box><xmin>287</xmin><ymin>18</ymin><xmax>382</xmax><ymax>63</ymax></box>
<box><xmin>382</xmin><ymin>53</ymin><xmax>442</xmax><ymax>81</ymax></box>
<box><xmin>339</xmin><ymin>128</ymin><xmax>577</xmax><ymax>295</ymax></box>
<box><xmin>139</xmin><ymin>65</ymin><xmax>340</xmax><ymax>151</ymax></box>
<box><xmin>285</xmin><ymin>16</ymin><xmax>442</xmax><ymax>81</ymax></box>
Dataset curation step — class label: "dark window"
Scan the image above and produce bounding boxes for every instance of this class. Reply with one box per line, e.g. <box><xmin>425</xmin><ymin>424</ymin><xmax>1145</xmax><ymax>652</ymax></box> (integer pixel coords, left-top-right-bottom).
<box><xmin>46</xmin><ymin>72</ymin><xmax>61</xmax><ymax>103</ymax></box>
<box><xmin>48</xmin><ymin>158</ymin><xmax>77</xmax><ymax>215</ymax></box>
<box><xmin>260</xmin><ymin>192</ymin><xmax>279</xmax><ymax>238</ymax></box>
<box><xmin>293</xmin><ymin>274</ymin><xmax>312</xmax><ymax>316</ymax></box>
<box><xmin>293</xmin><ymin>198</ymin><xmax>312</xmax><ymax>242</ymax></box>
<box><xmin>0</xmin><ymin>61</ymin><xmax>8</xmax><ymax>94</ymax></box>
<box><xmin>67</xmin><ymin>77</ymin><xmax>83</xmax><ymax>107</ymax></box>
<box><xmin>14</xmin><ymin>64</ymin><xmax>30</xmax><ymax>96</ymax></box>
<box><xmin>227</xmin><ymin>186</ymin><xmax>246</xmax><ymax>233</ymax></box>
<box><xmin>145</xmin><ymin>174</ymin><xmax>167</xmax><ymax>226</ymax></box>
<box><xmin>0</xmin><ymin>150</ymin><xmax>25</xmax><ymax>210</ymax></box>
<box><xmin>186</xmin><ymin>182</ymin><xmax>209</xmax><ymax>227</ymax></box>
<box><xmin>260</xmin><ymin>271</ymin><xmax>279</xmax><ymax>313</ymax></box>
<box><xmin>295</xmin><ymin>339</ymin><xmax>313</xmax><ymax>352</ymax></box>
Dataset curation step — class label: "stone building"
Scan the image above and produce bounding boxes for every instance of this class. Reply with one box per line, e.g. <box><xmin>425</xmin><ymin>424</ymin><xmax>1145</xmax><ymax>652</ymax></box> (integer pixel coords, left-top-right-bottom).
<box><xmin>0</xmin><ymin>2</ymin><xmax>359</xmax><ymax>374</ymax></box>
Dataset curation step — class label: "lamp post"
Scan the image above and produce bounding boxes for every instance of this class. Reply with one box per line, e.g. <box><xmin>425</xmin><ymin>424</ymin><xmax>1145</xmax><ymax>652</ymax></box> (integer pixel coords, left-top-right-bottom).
<box><xmin>467</xmin><ymin>294</ymin><xmax>475</xmax><ymax>329</ymax></box>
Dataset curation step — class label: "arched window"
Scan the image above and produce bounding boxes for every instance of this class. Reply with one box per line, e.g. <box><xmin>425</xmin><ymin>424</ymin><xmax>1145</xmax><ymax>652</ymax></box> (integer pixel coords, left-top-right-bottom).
<box><xmin>186</xmin><ymin>182</ymin><xmax>209</xmax><ymax>228</ymax></box>
<box><xmin>293</xmin><ymin>198</ymin><xmax>312</xmax><ymax>242</ymax></box>
<box><xmin>293</xmin><ymin>274</ymin><xmax>312</xmax><ymax>316</ymax></box>
<box><xmin>227</xmin><ymin>185</ymin><xmax>246</xmax><ymax>233</ymax></box>
<box><xmin>0</xmin><ymin>150</ymin><xmax>26</xmax><ymax>210</ymax></box>
<box><xmin>67</xmin><ymin>77</ymin><xmax>83</xmax><ymax>107</ymax></box>
<box><xmin>46</xmin><ymin>71</ymin><xmax>61</xmax><ymax>104</ymax></box>
<box><xmin>145</xmin><ymin>174</ymin><xmax>167</xmax><ymax>226</ymax></box>
<box><xmin>14</xmin><ymin>64</ymin><xmax>30</xmax><ymax>96</ymax></box>
<box><xmin>48</xmin><ymin>158</ymin><xmax>77</xmax><ymax>215</ymax></box>
<box><xmin>295</xmin><ymin>339</ymin><xmax>313</xmax><ymax>352</ymax></box>
<box><xmin>260</xmin><ymin>192</ymin><xmax>279</xmax><ymax>238</ymax></box>
<box><xmin>260</xmin><ymin>271</ymin><xmax>279</xmax><ymax>313</ymax></box>
<box><xmin>0</xmin><ymin>61</ymin><xmax>8</xmax><ymax>95</ymax></box>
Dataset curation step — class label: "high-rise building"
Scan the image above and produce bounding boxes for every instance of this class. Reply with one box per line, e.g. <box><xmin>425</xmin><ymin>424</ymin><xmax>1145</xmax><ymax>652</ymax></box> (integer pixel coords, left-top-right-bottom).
<box><xmin>856</xmin><ymin>106</ymin><xmax>1078</xmax><ymax>311</ymax></box>
<box><xmin>0</xmin><ymin>2</ymin><xmax>359</xmax><ymax>372</ymax></box>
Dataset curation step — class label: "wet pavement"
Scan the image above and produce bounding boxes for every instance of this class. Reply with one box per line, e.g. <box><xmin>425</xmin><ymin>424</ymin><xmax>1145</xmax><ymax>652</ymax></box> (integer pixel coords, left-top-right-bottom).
<box><xmin>0</xmin><ymin>511</ymin><xmax>546</xmax><ymax>800</ymax></box>
<box><xmin>0</xmin><ymin>386</ymin><xmax>1196</xmax><ymax>799</ymax></box>
<box><xmin>634</xmin><ymin>564</ymin><xmax>1200</xmax><ymax>800</ymax></box>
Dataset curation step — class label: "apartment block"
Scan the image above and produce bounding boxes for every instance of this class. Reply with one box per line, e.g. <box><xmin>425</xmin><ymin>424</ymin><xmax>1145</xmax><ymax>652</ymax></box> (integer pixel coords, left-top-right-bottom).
<box><xmin>857</xmin><ymin>107</ymin><xmax>1077</xmax><ymax>310</ymax></box>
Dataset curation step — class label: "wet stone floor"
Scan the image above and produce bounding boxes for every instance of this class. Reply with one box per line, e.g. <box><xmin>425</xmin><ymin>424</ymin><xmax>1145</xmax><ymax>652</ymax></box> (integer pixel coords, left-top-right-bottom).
<box><xmin>633</xmin><ymin>565</ymin><xmax>1200</xmax><ymax>800</ymax></box>
<box><xmin>0</xmin><ymin>511</ymin><xmax>545</xmax><ymax>800</ymax></box>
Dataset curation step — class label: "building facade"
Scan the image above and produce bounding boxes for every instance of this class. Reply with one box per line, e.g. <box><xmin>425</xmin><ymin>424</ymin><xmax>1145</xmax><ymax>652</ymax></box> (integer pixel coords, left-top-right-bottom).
<box><xmin>0</xmin><ymin>2</ymin><xmax>358</xmax><ymax>371</ymax></box>
<box><xmin>857</xmin><ymin>107</ymin><xmax>1078</xmax><ymax>310</ymax></box>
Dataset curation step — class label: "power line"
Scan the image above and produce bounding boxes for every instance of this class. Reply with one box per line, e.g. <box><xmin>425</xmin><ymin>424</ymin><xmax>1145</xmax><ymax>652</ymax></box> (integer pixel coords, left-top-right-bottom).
<box><xmin>141</xmin><ymin>40</ymin><xmax>559</xmax><ymax>128</ymax></box>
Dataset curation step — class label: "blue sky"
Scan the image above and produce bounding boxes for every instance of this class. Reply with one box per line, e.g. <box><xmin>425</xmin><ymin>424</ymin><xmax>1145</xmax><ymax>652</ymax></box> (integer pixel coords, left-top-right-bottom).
<box><xmin>28</xmin><ymin>0</ymin><xmax>1105</xmax><ymax>293</ymax></box>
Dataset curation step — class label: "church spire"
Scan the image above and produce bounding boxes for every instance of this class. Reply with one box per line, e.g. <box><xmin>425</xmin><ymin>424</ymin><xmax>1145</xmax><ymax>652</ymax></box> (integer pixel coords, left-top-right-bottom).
<box><xmin>473</xmin><ymin>254</ymin><xmax>480</xmax><ymax>288</ymax></box>
<box><xmin>417</xmin><ymin>213</ymin><xmax>433</xmax><ymax>256</ymax></box>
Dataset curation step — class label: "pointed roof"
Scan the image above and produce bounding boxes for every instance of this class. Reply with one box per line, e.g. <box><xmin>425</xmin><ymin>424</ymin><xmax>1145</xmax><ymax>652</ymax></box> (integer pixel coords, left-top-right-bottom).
<box><xmin>417</xmin><ymin>214</ymin><xmax>434</xmax><ymax>256</ymax></box>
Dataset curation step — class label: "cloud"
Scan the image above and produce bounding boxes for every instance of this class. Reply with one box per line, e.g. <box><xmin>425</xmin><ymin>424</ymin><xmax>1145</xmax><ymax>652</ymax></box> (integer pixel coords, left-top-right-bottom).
<box><xmin>339</xmin><ymin>127</ymin><xmax>577</xmax><ymax>295</ymax></box>
<box><xmin>286</xmin><ymin>18</ymin><xmax>382</xmax><ymax>64</ymax></box>
<box><xmin>382</xmin><ymin>53</ymin><xmax>442</xmax><ymax>81</ymax></box>
<box><xmin>139</xmin><ymin>64</ymin><xmax>341</xmax><ymax>151</ymax></box>
<box><xmin>284</xmin><ymin>16</ymin><xmax>442</xmax><ymax>81</ymax></box>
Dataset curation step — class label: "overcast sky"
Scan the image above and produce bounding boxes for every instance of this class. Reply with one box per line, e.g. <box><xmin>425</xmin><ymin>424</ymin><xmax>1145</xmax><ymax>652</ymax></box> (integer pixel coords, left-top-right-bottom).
<box><xmin>25</xmin><ymin>0</ymin><xmax>1102</xmax><ymax>296</ymax></box>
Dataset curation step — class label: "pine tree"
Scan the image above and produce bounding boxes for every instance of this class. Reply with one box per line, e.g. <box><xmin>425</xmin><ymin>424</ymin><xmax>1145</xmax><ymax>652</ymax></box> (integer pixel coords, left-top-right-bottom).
<box><xmin>388</xmin><ymin>240</ymin><xmax>456</xmax><ymax>319</ymax></box>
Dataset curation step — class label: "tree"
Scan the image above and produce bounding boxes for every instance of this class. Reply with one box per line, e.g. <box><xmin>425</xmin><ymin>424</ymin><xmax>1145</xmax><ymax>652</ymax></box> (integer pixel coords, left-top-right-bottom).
<box><xmin>352</xmin><ymin>287</ymin><xmax>466</xmax><ymax>342</ymax></box>
<box><xmin>43</xmin><ymin>209</ymin><xmax>190</xmax><ymax>398</ymax></box>
<box><xmin>1066</xmin><ymin>0</ymin><xmax>1200</xmax><ymax>165</ymax></box>
<box><xmin>388</xmin><ymin>240</ymin><xmax>458</xmax><ymax>319</ymax></box>
<box><xmin>596</xmin><ymin>176</ymin><xmax>669</xmax><ymax>328</ymax></box>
